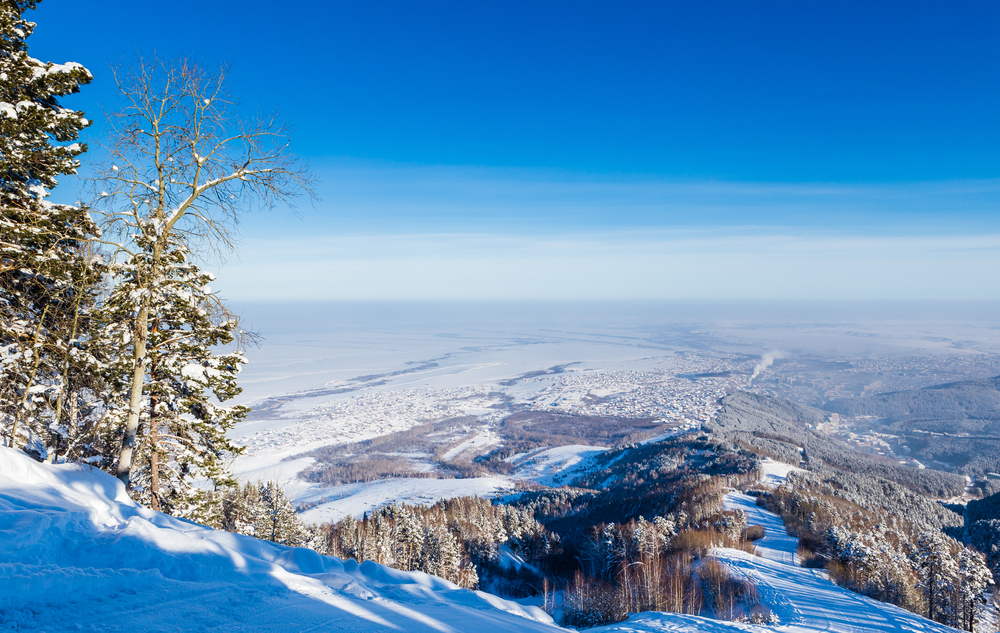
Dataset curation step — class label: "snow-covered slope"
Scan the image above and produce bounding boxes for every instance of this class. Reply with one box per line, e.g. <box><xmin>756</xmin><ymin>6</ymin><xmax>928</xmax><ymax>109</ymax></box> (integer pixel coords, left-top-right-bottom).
<box><xmin>0</xmin><ymin>447</ymin><xmax>556</xmax><ymax>632</ymax></box>
<box><xmin>592</xmin><ymin>493</ymin><xmax>961</xmax><ymax>633</ymax></box>
<box><xmin>0</xmin><ymin>445</ymin><xmax>968</xmax><ymax>633</ymax></box>
<box><xmin>297</xmin><ymin>475</ymin><xmax>515</xmax><ymax>524</ymax></box>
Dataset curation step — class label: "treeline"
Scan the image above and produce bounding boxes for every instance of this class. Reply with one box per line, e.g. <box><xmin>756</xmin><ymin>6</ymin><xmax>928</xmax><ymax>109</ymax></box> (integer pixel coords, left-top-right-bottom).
<box><xmin>1</xmin><ymin>1</ymin><xmax>310</xmax><ymax>522</ymax></box>
<box><xmin>309</xmin><ymin>496</ymin><xmax>555</xmax><ymax>592</ymax></box>
<box><xmin>507</xmin><ymin>436</ymin><xmax>762</xmax><ymax>543</ymax></box>
<box><xmin>220</xmin><ymin>480</ymin><xmax>311</xmax><ymax>546</ymax></box>
<box><xmin>761</xmin><ymin>485</ymin><xmax>993</xmax><ymax>631</ymax></box>
<box><xmin>785</xmin><ymin>468</ymin><xmax>962</xmax><ymax>531</ymax></box>
<box><xmin>965</xmin><ymin>491</ymin><xmax>1000</xmax><ymax>586</ymax></box>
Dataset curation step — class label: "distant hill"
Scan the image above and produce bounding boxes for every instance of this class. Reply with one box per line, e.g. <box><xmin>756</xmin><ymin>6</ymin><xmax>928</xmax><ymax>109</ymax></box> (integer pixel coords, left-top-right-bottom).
<box><xmin>822</xmin><ymin>375</ymin><xmax>1000</xmax><ymax>424</ymax></box>
<box><xmin>820</xmin><ymin>376</ymin><xmax>1000</xmax><ymax>477</ymax></box>
<box><xmin>708</xmin><ymin>391</ymin><xmax>966</xmax><ymax>510</ymax></box>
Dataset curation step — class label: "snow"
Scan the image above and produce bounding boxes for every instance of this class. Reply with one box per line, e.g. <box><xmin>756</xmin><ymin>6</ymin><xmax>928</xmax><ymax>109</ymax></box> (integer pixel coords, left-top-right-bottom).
<box><xmin>511</xmin><ymin>444</ymin><xmax>609</xmax><ymax>486</ymax></box>
<box><xmin>0</xmin><ymin>446</ymin><xmax>558</xmax><ymax>632</ymax></box>
<box><xmin>723</xmin><ymin>492</ymin><xmax>800</xmax><ymax>565</ymax></box>
<box><xmin>593</xmin><ymin>492</ymin><xmax>963</xmax><ymax>633</ymax></box>
<box><xmin>757</xmin><ymin>458</ymin><xmax>804</xmax><ymax>488</ymax></box>
<box><xmin>297</xmin><ymin>476</ymin><xmax>517</xmax><ymax>524</ymax></box>
<box><xmin>441</xmin><ymin>429</ymin><xmax>502</xmax><ymax>461</ymax></box>
<box><xmin>0</xmin><ymin>447</ymin><xmax>972</xmax><ymax>633</ymax></box>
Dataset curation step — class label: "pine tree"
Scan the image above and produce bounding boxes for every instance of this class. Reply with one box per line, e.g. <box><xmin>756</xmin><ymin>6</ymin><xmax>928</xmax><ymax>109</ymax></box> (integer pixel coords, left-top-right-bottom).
<box><xmin>0</xmin><ymin>0</ymin><xmax>99</xmax><ymax>453</ymax></box>
<box><xmin>911</xmin><ymin>531</ymin><xmax>960</xmax><ymax>624</ymax></box>
<box><xmin>397</xmin><ymin>507</ymin><xmax>424</xmax><ymax>571</ymax></box>
<box><xmin>957</xmin><ymin>548</ymin><xmax>993</xmax><ymax>632</ymax></box>
<box><xmin>221</xmin><ymin>481</ymin><xmax>263</xmax><ymax>537</ymax></box>
<box><xmin>259</xmin><ymin>481</ymin><xmax>308</xmax><ymax>547</ymax></box>
<box><xmin>101</xmin><ymin>235</ymin><xmax>247</xmax><ymax>519</ymax></box>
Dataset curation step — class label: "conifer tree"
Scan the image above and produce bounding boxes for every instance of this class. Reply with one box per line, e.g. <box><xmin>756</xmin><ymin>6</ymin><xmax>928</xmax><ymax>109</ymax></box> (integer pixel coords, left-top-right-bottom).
<box><xmin>259</xmin><ymin>481</ymin><xmax>308</xmax><ymax>547</ymax></box>
<box><xmin>911</xmin><ymin>531</ymin><xmax>959</xmax><ymax>623</ymax></box>
<box><xmin>0</xmin><ymin>0</ymin><xmax>100</xmax><ymax>453</ymax></box>
<box><xmin>102</xmin><ymin>234</ymin><xmax>247</xmax><ymax>520</ymax></box>
<box><xmin>957</xmin><ymin>548</ymin><xmax>993</xmax><ymax>632</ymax></box>
<box><xmin>221</xmin><ymin>480</ymin><xmax>263</xmax><ymax>536</ymax></box>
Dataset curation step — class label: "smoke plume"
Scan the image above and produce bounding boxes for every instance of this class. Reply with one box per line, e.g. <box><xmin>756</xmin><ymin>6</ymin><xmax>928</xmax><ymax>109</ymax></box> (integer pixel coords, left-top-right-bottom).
<box><xmin>750</xmin><ymin>350</ymin><xmax>786</xmax><ymax>382</ymax></box>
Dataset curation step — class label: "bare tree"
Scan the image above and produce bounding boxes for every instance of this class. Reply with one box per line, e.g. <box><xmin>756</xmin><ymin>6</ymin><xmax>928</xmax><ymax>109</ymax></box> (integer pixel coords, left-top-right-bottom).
<box><xmin>91</xmin><ymin>56</ymin><xmax>314</xmax><ymax>487</ymax></box>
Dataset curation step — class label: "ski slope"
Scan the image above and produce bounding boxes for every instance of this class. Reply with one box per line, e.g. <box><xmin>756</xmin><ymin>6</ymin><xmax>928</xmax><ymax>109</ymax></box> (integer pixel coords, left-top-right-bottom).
<box><xmin>723</xmin><ymin>492</ymin><xmax>800</xmax><ymax>565</ymax></box>
<box><xmin>0</xmin><ymin>447</ymin><xmax>557</xmax><ymax>632</ymax></box>
<box><xmin>593</xmin><ymin>492</ymin><xmax>961</xmax><ymax>633</ymax></box>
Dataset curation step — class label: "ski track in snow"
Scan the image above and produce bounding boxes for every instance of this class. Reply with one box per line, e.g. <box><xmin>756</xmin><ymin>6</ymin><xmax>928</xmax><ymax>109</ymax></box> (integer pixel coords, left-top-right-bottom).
<box><xmin>724</xmin><ymin>492</ymin><xmax>800</xmax><ymax>566</ymax></box>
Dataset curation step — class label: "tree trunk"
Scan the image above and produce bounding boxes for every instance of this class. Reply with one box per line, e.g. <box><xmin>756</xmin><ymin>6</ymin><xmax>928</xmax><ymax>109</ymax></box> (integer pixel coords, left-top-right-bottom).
<box><xmin>117</xmin><ymin>241</ymin><xmax>161</xmax><ymax>486</ymax></box>
<box><xmin>150</xmin><ymin>418</ymin><xmax>160</xmax><ymax>512</ymax></box>
<box><xmin>116</xmin><ymin>301</ymin><xmax>149</xmax><ymax>486</ymax></box>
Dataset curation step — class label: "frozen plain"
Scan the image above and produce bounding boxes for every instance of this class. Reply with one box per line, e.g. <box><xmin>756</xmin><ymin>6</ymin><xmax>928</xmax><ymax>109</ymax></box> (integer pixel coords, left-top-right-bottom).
<box><xmin>226</xmin><ymin>301</ymin><xmax>1000</xmax><ymax>521</ymax></box>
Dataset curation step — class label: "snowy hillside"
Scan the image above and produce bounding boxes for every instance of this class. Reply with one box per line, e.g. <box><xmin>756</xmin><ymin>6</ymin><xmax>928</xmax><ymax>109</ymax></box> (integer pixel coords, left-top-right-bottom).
<box><xmin>592</xmin><ymin>493</ymin><xmax>964</xmax><ymax>633</ymax></box>
<box><xmin>0</xmin><ymin>446</ymin><xmax>971</xmax><ymax>633</ymax></box>
<box><xmin>0</xmin><ymin>447</ymin><xmax>556</xmax><ymax>632</ymax></box>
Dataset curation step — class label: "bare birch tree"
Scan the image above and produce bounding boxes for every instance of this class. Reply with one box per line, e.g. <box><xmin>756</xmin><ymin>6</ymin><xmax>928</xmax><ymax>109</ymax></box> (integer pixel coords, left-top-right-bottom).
<box><xmin>91</xmin><ymin>56</ymin><xmax>314</xmax><ymax>487</ymax></box>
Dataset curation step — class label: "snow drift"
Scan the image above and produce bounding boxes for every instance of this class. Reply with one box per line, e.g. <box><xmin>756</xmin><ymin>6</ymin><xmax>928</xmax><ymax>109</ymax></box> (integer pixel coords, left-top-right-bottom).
<box><xmin>0</xmin><ymin>446</ymin><xmax>556</xmax><ymax>631</ymax></box>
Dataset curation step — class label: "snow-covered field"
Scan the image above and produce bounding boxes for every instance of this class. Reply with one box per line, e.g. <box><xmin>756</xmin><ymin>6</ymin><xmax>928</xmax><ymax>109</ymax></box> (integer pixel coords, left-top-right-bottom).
<box><xmin>297</xmin><ymin>476</ymin><xmax>516</xmax><ymax>524</ymax></box>
<box><xmin>510</xmin><ymin>444</ymin><xmax>610</xmax><ymax>487</ymax></box>
<box><xmin>0</xmin><ymin>445</ymin><xmax>966</xmax><ymax>633</ymax></box>
<box><xmin>757</xmin><ymin>458</ymin><xmax>804</xmax><ymax>488</ymax></box>
<box><xmin>226</xmin><ymin>315</ymin><xmax>750</xmax><ymax>522</ymax></box>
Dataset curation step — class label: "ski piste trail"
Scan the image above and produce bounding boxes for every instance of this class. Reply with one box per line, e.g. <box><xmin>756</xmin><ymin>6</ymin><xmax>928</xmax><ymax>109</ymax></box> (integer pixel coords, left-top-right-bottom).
<box><xmin>593</xmin><ymin>461</ymin><xmax>960</xmax><ymax>633</ymax></box>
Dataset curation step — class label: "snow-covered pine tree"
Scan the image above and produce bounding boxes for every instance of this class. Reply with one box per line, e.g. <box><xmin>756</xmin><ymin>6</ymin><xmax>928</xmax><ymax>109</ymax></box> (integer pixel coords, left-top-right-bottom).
<box><xmin>911</xmin><ymin>531</ymin><xmax>960</xmax><ymax>624</ymax></box>
<box><xmin>957</xmin><ymin>547</ymin><xmax>993</xmax><ymax>632</ymax></box>
<box><xmin>221</xmin><ymin>480</ymin><xmax>263</xmax><ymax>537</ymax></box>
<box><xmin>102</xmin><ymin>234</ymin><xmax>247</xmax><ymax>521</ymax></box>
<box><xmin>0</xmin><ymin>0</ymin><xmax>100</xmax><ymax>454</ymax></box>
<box><xmin>259</xmin><ymin>481</ymin><xmax>308</xmax><ymax>547</ymax></box>
<box><xmin>396</xmin><ymin>506</ymin><xmax>425</xmax><ymax>571</ymax></box>
<box><xmin>41</xmin><ymin>257</ymin><xmax>110</xmax><ymax>465</ymax></box>
<box><xmin>437</xmin><ymin>527</ymin><xmax>462</xmax><ymax>584</ymax></box>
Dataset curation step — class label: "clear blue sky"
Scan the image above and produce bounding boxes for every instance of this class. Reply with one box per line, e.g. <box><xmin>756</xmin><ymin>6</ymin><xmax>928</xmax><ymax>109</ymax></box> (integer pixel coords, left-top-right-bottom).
<box><xmin>29</xmin><ymin>1</ymin><xmax>1000</xmax><ymax>299</ymax></box>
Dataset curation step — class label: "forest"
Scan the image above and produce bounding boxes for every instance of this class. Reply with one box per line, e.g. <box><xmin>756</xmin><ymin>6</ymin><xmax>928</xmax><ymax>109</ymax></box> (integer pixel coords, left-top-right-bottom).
<box><xmin>823</xmin><ymin>376</ymin><xmax>1000</xmax><ymax>476</ymax></box>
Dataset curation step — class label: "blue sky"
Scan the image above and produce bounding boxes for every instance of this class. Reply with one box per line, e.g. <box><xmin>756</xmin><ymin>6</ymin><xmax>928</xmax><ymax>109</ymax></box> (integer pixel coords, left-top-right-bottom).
<box><xmin>31</xmin><ymin>1</ymin><xmax>1000</xmax><ymax>299</ymax></box>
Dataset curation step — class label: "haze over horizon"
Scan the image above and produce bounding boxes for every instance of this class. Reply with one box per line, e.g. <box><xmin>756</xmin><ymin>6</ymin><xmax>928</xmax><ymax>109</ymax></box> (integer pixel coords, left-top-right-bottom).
<box><xmin>32</xmin><ymin>1</ymin><xmax>1000</xmax><ymax>300</ymax></box>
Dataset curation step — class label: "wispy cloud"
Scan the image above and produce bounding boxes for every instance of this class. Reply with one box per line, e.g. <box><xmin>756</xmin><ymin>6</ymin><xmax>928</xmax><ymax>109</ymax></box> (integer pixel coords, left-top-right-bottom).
<box><xmin>222</xmin><ymin>230</ymin><xmax>1000</xmax><ymax>300</ymax></box>
<box><xmin>244</xmin><ymin>162</ymin><xmax>1000</xmax><ymax>235</ymax></box>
